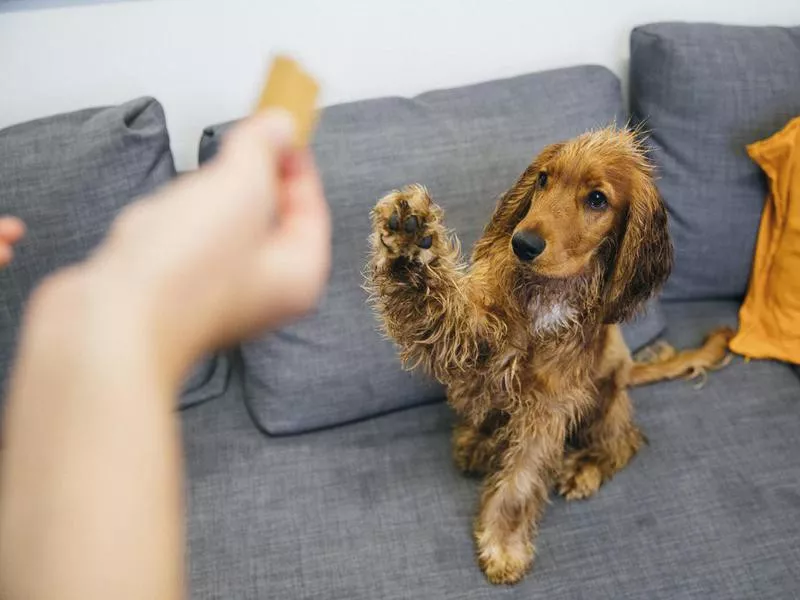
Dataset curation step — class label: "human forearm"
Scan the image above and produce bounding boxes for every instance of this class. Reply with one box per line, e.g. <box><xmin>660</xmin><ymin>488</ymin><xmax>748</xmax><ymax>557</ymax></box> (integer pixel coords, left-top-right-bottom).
<box><xmin>0</xmin><ymin>270</ymin><xmax>185</xmax><ymax>600</ymax></box>
<box><xmin>0</xmin><ymin>111</ymin><xmax>329</xmax><ymax>600</ymax></box>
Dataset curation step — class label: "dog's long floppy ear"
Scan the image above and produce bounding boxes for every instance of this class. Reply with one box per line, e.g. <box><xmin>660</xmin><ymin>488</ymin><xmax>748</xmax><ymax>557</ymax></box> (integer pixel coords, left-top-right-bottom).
<box><xmin>604</xmin><ymin>172</ymin><xmax>673</xmax><ymax>324</ymax></box>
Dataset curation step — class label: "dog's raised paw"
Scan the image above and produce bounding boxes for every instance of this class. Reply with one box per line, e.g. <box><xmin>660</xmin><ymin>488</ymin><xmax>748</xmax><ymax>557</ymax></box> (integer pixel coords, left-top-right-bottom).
<box><xmin>371</xmin><ymin>184</ymin><xmax>442</xmax><ymax>262</ymax></box>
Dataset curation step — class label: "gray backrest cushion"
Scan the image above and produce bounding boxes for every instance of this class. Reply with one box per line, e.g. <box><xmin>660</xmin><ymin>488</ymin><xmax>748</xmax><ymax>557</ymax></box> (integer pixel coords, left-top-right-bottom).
<box><xmin>0</xmin><ymin>98</ymin><xmax>226</xmax><ymax>410</ymax></box>
<box><xmin>630</xmin><ymin>23</ymin><xmax>800</xmax><ymax>300</ymax></box>
<box><xmin>201</xmin><ymin>66</ymin><xmax>664</xmax><ymax>435</ymax></box>
<box><xmin>621</xmin><ymin>301</ymin><xmax>666</xmax><ymax>353</ymax></box>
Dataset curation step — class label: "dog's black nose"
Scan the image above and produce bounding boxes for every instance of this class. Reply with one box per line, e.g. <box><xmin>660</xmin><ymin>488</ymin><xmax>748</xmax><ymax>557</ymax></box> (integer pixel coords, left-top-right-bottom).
<box><xmin>512</xmin><ymin>231</ymin><xmax>546</xmax><ymax>261</ymax></box>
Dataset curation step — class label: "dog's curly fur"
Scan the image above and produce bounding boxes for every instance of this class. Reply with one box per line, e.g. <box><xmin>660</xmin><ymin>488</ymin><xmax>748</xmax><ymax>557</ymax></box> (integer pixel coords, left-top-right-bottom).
<box><xmin>365</xmin><ymin>127</ymin><xmax>732</xmax><ymax>585</ymax></box>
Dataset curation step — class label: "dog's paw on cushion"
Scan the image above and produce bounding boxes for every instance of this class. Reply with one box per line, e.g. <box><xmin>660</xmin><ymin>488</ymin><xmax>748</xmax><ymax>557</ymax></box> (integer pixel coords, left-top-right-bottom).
<box><xmin>730</xmin><ymin>116</ymin><xmax>800</xmax><ymax>365</ymax></box>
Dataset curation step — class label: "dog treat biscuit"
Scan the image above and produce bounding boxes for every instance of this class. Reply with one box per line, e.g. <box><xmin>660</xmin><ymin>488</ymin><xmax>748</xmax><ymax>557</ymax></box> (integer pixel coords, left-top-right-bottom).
<box><xmin>255</xmin><ymin>55</ymin><xmax>319</xmax><ymax>146</ymax></box>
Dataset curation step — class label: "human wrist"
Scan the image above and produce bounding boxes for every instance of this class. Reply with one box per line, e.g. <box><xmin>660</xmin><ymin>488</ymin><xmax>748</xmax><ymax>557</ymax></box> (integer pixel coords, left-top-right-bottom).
<box><xmin>86</xmin><ymin>251</ymin><xmax>208</xmax><ymax>386</ymax></box>
<box><xmin>24</xmin><ymin>260</ymin><xmax>191</xmax><ymax>396</ymax></box>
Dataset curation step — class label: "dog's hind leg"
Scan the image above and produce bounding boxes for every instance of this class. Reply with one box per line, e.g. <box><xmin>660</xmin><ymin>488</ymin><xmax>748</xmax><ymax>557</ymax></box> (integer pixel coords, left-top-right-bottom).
<box><xmin>557</xmin><ymin>378</ymin><xmax>644</xmax><ymax>501</ymax></box>
<box><xmin>452</xmin><ymin>410</ymin><xmax>508</xmax><ymax>476</ymax></box>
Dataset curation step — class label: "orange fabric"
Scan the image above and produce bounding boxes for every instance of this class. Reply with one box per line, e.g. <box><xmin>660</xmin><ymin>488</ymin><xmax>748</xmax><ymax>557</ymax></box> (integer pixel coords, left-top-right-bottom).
<box><xmin>730</xmin><ymin>116</ymin><xmax>800</xmax><ymax>364</ymax></box>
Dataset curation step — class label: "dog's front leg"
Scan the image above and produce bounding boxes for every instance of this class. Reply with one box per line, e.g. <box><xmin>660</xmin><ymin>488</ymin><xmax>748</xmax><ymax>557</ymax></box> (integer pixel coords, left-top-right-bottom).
<box><xmin>475</xmin><ymin>416</ymin><xmax>565</xmax><ymax>585</ymax></box>
<box><xmin>366</xmin><ymin>185</ymin><xmax>484</xmax><ymax>386</ymax></box>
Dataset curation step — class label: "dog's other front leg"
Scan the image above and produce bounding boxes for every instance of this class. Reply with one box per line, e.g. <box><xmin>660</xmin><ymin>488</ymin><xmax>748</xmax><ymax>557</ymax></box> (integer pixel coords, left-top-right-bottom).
<box><xmin>475</xmin><ymin>416</ymin><xmax>565</xmax><ymax>585</ymax></box>
<box><xmin>366</xmin><ymin>185</ymin><xmax>485</xmax><ymax>386</ymax></box>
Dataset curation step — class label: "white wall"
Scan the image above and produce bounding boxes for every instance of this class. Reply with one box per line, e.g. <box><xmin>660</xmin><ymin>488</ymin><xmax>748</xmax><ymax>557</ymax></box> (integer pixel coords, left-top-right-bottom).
<box><xmin>2</xmin><ymin>0</ymin><xmax>799</xmax><ymax>171</ymax></box>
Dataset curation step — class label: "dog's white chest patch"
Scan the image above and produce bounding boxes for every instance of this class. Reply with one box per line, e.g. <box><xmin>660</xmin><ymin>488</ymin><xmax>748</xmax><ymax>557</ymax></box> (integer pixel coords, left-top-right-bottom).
<box><xmin>529</xmin><ymin>300</ymin><xmax>577</xmax><ymax>334</ymax></box>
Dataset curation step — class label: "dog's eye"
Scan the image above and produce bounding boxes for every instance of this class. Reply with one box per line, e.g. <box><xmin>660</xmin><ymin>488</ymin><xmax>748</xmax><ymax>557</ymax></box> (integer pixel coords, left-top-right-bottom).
<box><xmin>537</xmin><ymin>171</ymin><xmax>548</xmax><ymax>188</ymax></box>
<box><xmin>586</xmin><ymin>190</ymin><xmax>608</xmax><ymax>210</ymax></box>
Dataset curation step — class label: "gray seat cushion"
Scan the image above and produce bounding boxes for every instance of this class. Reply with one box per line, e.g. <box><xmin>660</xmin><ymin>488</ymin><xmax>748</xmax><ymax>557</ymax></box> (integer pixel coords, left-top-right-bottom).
<box><xmin>630</xmin><ymin>23</ymin><xmax>800</xmax><ymax>300</ymax></box>
<box><xmin>0</xmin><ymin>98</ymin><xmax>227</xmax><ymax>410</ymax></box>
<box><xmin>184</xmin><ymin>300</ymin><xmax>800</xmax><ymax>599</ymax></box>
<box><xmin>199</xmin><ymin>65</ymin><xmax>664</xmax><ymax>435</ymax></box>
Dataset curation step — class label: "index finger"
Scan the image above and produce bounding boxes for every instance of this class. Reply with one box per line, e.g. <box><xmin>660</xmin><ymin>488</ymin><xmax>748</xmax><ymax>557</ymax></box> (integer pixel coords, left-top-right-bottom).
<box><xmin>0</xmin><ymin>217</ymin><xmax>26</xmax><ymax>244</ymax></box>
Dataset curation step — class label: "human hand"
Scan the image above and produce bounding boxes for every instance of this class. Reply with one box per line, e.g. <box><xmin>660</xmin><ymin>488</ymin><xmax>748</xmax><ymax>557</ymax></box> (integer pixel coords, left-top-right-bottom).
<box><xmin>69</xmin><ymin>110</ymin><xmax>330</xmax><ymax>378</ymax></box>
<box><xmin>0</xmin><ymin>217</ymin><xmax>25</xmax><ymax>269</ymax></box>
<box><xmin>0</xmin><ymin>110</ymin><xmax>331</xmax><ymax>600</ymax></box>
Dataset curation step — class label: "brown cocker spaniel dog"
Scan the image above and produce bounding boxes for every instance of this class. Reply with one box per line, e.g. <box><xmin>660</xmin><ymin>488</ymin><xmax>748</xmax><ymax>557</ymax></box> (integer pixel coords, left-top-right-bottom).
<box><xmin>366</xmin><ymin>127</ymin><xmax>732</xmax><ymax>585</ymax></box>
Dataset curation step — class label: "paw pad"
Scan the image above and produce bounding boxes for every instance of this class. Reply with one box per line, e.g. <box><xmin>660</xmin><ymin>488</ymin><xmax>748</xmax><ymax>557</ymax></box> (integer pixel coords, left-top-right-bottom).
<box><xmin>404</xmin><ymin>215</ymin><xmax>419</xmax><ymax>233</ymax></box>
<box><xmin>373</xmin><ymin>187</ymin><xmax>441</xmax><ymax>260</ymax></box>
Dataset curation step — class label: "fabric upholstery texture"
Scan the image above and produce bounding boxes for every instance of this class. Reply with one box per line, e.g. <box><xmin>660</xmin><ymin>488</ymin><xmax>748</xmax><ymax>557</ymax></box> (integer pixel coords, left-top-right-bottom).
<box><xmin>200</xmin><ymin>65</ymin><xmax>665</xmax><ymax>435</ymax></box>
<box><xmin>629</xmin><ymin>22</ymin><xmax>800</xmax><ymax>300</ymax></box>
<box><xmin>621</xmin><ymin>299</ymin><xmax>666</xmax><ymax>352</ymax></box>
<box><xmin>0</xmin><ymin>98</ymin><xmax>226</xmax><ymax>409</ymax></box>
<box><xmin>183</xmin><ymin>300</ymin><xmax>800</xmax><ymax>599</ymax></box>
<box><xmin>730</xmin><ymin>117</ymin><xmax>800</xmax><ymax>365</ymax></box>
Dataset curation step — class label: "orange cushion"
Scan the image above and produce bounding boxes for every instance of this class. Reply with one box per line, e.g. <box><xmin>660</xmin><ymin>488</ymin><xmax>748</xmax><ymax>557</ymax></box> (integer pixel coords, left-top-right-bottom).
<box><xmin>730</xmin><ymin>117</ymin><xmax>800</xmax><ymax>364</ymax></box>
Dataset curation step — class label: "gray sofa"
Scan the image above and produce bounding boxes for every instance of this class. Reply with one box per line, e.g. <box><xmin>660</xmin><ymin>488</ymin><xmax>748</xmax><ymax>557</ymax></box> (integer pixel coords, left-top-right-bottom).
<box><xmin>2</xmin><ymin>22</ymin><xmax>800</xmax><ymax>600</ymax></box>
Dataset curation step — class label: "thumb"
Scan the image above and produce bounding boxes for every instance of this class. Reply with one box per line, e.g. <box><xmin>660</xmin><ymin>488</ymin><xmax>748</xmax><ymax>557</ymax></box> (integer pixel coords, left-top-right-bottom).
<box><xmin>215</xmin><ymin>110</ymin><xmax>297</xmax><ymax>217</ymax></box>
<box><xmin>254</xmin><ymin>152</ymin><xmax>331</xmax><ymax>322</ymax></box>
<box><xmin>220</xmin><ymin>109</ymin><xmax>296</xmax><ymax>165</ymax></box>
